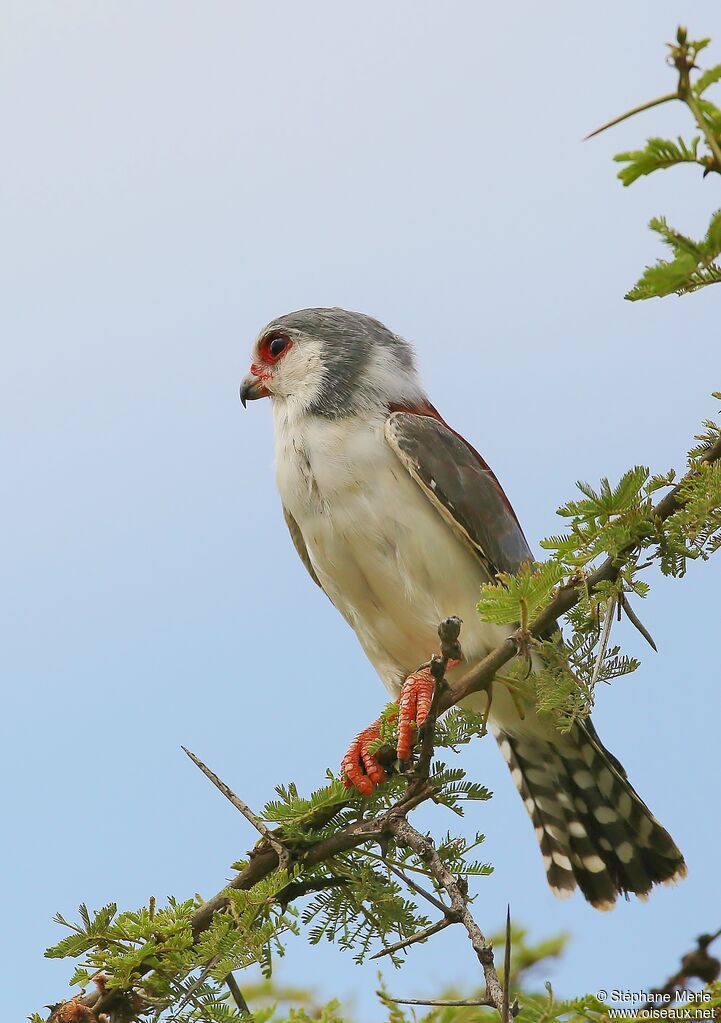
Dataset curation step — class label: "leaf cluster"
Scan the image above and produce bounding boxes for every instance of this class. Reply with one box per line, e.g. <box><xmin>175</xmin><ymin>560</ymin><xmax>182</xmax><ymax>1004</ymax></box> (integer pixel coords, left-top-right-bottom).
<box><xmin>658</xmin><ymin>458</ymin><xmax>721</xmax><ymax>574</ymax></box>
<box><xmin>532</xmin><ymin>633</ymin><xmax>639</xmax><ymax>731</ymax></box>
<box><xmin>476</xmin><ymin>401</ymin><xmax>720</xmax><ymax>728</ymax></box>
<box><xmin>46</xmin><ymin>898</ymin><xmax>196</xmax><ymax>995</ymax></box>
<box><xmin>302</xmin><ymin>861</ymin><xmax>429</xmax><ymax>966</ymax></box>
<box><xmin>596</xmin><ymin>27</ymin><xmax>721</xmax><ymax>298</ymax></box>
<box><xmin>543</xmin><ymin>466</ymin><xmax>653</xmax><ymax>568</ymax></box>
<box><xmin>39</xmin><ymin>758</ymin><xmax>496</xmax><ymax>1019</ymax></box>
<box><xmin>477</xmin><ymin>562</ymin><xmax>566</xmax><ymax>628</ymax></box>
<box><xmin>625</xmin><ymin>211</ymin><xmax>721</xmax><ymax>300</ymax></box>
<box><xmin>615</xmin><ymin>135</ymin><xmax>704</xmax><ymax>185</ymax></box>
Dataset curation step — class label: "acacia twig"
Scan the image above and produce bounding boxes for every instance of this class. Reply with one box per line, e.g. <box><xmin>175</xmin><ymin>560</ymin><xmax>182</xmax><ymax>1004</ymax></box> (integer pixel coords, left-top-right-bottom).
<box><xmin>277</xmin><ymin>876</ymin><xmax>349</xmax><ymax>911</ymax></box>
<box><xmin>182</xmin><ymin>746</ymin><xmax>291</xmax><ymax>870</ymax></box>
<box><xmin>503</xmin><ymin>905</ymin><xmax>512</xmax><ymax>1023</ymax></box>
<box><xmin>589</xmin><ymin>596</ymin><xmax>616</xmax><ymax>689</ymax></box>
<box><xmin>585</xmin><ymin>91</ymin><xmax>679</xmax><ymax>139</ymax></box>
<box><xmin>619</xmin><ymin>592</ymin><xmax>658</xmax><ymax>650</ymax></box>
<box><xmin>381</xmin><ymin>994</ymin><xmax>496</xmax><ymax>1007</ymax></box>
<box><xmin>370</xmin><ymin>917</ymin><xmax>454</xmax><ymax>960</ymax></box>
<box><xmin>385</xmin><ymin>861</ymin><xmax>452</xmax><ymax>915</ymax></box>
<box><xmin>387</xmin><ymin>816</ymin><xmax>517</xmax><ymax>1019</ymax></box>
<box><xmin>225</xmin><ymin>972</ymin><xmax>252</xmax><ymax>1017</ymax></box>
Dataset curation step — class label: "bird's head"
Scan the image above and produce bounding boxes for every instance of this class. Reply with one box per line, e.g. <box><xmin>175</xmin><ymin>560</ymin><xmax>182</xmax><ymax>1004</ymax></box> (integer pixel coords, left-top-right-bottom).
<box><xmin>240</xmin><ymin>307</ymin><xmax>426</xmax><ymax>420</ymax></box>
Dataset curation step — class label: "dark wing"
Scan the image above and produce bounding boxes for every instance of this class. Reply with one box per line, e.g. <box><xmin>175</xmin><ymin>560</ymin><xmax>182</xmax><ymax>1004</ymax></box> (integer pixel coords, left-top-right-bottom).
<box><xmin>385</xmin><ymin>411</ymin><xmax>533</xmax><ymax>578</ymax></box>
<box><xmin>282</xmin><ymin>505</ymin><xmax>323</xmax><ymax>589</ymax></box>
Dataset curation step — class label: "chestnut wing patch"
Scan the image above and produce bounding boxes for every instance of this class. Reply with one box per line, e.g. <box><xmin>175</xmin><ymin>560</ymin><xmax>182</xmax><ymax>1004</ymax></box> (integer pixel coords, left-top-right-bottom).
<box><xmin>385</xmin><ymin>412</ymin><xmax>532</xmax><ymax>578</ymax></box>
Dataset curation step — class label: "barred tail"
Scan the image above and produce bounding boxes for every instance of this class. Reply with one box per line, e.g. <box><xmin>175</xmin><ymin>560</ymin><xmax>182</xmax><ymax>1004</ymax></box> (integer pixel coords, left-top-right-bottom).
<box><xmin>495</xmin><ymin>720</ymin><xmax>686</xmax><ymax>910</ymax></box>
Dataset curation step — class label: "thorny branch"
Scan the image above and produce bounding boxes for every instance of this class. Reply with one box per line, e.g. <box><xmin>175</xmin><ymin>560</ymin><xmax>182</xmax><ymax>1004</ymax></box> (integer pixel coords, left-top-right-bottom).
<box><xmin>224</xmin><ymin>973</ymin><xmax>251</xmax><ymax>1017</ymax></box>
<box><xmin>381</xmin><ymin>996</ymin><xmax>497</xmax><ymax>1008</ymax></box>
<box><xmin>586</xmin><ymin>26</ymin><xmax>721</xmax><ymax>174</ymax></box>
<box><xmin>181</xmin><ymin>745</ymin><xmax>291</xmax><ymax>870</ymax></box>
<box><xmin>46</xmin><ymin>433</ymin><xmax>721</xmax><ymax>1023</ymax></box>
<box><xmin>386</xmin><ymin>817</ymin><xmax>518</xmax><ymax>1020</ymax></box>
<box><xmin>370</xmin><ymin>916</ymin><xmax>454</xmax><ymax>961</ymax></box>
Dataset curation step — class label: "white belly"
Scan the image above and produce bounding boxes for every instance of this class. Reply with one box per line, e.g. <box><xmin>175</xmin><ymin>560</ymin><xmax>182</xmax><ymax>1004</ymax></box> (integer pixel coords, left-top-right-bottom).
<box><xmin>275</xmin><ymin>410</ymin><xmax>514</xmax><ymax>702</ymax></box>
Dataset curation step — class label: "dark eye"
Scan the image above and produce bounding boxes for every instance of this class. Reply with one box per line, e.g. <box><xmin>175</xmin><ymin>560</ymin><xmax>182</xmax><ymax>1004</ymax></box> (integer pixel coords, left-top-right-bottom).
<box><xmin>269</xmin><ymin>335</ymin><xmax>289</xmax><ymax>358</ymax></box>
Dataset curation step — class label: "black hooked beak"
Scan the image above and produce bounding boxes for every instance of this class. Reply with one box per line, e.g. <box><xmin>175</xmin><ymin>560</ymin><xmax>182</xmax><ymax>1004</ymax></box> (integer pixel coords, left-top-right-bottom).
<box><xmin>239</xmin><ymin>372</ymin><xmax>270</xmax><ymax>408</ymax></box>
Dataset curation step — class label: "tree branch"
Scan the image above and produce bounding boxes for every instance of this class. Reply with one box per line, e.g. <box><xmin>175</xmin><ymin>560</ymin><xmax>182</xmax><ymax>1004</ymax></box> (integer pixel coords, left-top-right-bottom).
<box><xmin>384</xmin><ymin>861</ymin><xmax>453</xmax><ymax>915</ymax></box>
<box><xmin>387</xmin><ymin>817</ymin><xmax>517</xmax><ymax>1019</ymax></box>
<box><xmin>182</xmin><ymin>745</ymin><xmax>291</xmax><ymax>870</ymax></box>
<box><xmin>619</xmin><ymin>591</ymin><xmax>658</xmax><ymax>651</ymax></box>
<box><xmin>45</xmin><ymin>432</ymin><xmax>721</xmax><ymax>1023</ymax></box>
<box><xmin>585</xmin><ymin>91</ymin><xmax>679</xmax><ymax>139</ymax></box>
<box><xmin>381</xmin><ymin>993</ymin><xmax>496</xmax><ymax>1008</ymax></box>
<box><xmin>370</xmin><ymin>917</ymin><xmax>454</xmax><ymax>960</ymax></box>
<box><xmin>410</xmin><ymin>616</ymin><xmax>462</xmax><ymax>784</ymax></box>
<box><xmin>225</xmin><ymin>973</ymin><xmax>251</xmax><ymax>1017</ymax></box>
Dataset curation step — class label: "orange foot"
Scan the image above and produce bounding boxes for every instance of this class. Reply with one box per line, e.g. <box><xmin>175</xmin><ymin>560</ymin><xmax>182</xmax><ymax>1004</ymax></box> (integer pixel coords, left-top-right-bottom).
<box><xmin>341</xmin><ymin>719</ymin><xmax>387</xmax><ymax>796</ymax></box>
<box><xmin>396</xmin><ymin>665</ymin><xmax>435</xmax><ymax>762</ymax></box>
<box><xmin>343</xmin><ymin>660</ymin><xmax>461</xmax><ymax>794</ymax></box>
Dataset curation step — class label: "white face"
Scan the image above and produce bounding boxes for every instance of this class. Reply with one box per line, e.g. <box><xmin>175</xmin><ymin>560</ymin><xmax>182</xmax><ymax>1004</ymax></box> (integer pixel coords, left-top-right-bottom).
<box><xmin>241</xmin><ymin>310</ymin><xmax>426</xmax><ymax>422</ymax></box>
<box><xmin>242</xmin><ymin>328</ymin><xmax>326</xmax><ymax>417</ymax></box>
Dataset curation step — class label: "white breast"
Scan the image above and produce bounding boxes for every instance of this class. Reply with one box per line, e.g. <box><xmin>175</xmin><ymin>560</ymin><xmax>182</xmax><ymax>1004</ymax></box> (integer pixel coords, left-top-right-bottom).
<box><xmin>274</xmin><ymin>407</ymin><xmax>514</xmax><ymax>701</ymax></box>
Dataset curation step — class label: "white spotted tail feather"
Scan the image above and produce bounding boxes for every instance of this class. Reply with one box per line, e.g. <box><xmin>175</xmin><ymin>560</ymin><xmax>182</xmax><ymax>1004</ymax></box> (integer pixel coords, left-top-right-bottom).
<box><xmin>496</xmin><ymin>720</ymin><xmax>686</xmax><ymax>909</ymax></box>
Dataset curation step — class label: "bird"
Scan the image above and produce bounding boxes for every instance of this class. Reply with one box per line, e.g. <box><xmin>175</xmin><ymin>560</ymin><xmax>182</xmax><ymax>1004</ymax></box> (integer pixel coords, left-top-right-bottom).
<box><xmin>239</xmin><ymin>306</ymin><xmax>685</xmax><ymax>909</ymax></box>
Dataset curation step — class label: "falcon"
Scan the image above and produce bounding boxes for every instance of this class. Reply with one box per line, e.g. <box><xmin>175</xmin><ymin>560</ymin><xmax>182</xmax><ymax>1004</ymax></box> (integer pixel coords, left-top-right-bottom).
<box><xmin>240</xmin><ymin>307</ymin><xmax>685</xmax><ymax>909</ymax></box>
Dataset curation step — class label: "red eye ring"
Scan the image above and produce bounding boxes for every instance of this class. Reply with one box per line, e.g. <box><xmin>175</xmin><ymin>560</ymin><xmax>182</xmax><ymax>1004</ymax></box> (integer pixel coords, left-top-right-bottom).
<box><xmin>261</xmin><ymin>333</ymin><xmax>292</xmax><ymax>363</ymax></box>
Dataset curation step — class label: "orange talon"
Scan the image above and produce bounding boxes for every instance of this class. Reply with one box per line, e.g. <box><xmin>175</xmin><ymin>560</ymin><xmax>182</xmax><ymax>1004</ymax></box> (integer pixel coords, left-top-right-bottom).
<box><xmin>341</xmin><ymin>719</ymin><xmax>387</xmax><ymax>795</ymax></box>
<box><xmin>342</xmin><ymin>656</ymin><xmax>462</xmax><ymax>791</ymax></box>
<box><xmin>397</xmin><ymin>665</ymin><xmax>436</xmax><ymax>762</ymax></box>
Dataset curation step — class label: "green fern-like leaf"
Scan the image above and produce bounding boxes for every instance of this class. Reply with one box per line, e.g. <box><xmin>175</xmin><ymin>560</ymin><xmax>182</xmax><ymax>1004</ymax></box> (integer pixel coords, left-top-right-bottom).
<box><xmin>614</xmin><ymin>136</ymin><xmax>703</xmax><ymax>185</ymax></box>
<box><xmin>557</xmin><ymin>467</ymin><xmax>649</xmax><ymax>522</ymax></box>
<box><xmin>696</xmin><ymin>97</ymin><xmax>721</xmax><ymax>139</ymax></box>
<box><xmin>658</xmin><ymin>460</ymin><xmax>721</xmax><ymax>575</ymax></box>
<box><xmin>431</xmin><ymin>762</ymin><xmax>493</xmax><ymax>816</ymax></box>
<box><xmin>262</xmin><ymin>778</ymin><xmax>349</xmax><ymax>835</ymax></box>
<box><xmin>626</xmin><ymin>210</ymin><xmax>721</xmax><ymax>299</ymax></box>
<box><xmin>694</xmin><ymin>63</ymin><xmax>721</xmax><ymax>95</ymax></box>
<box><xmin>477</xmin><ymin>561</ymin><xmax>566</xmax><ymax>626</ymax></box>
<box><xmin>434</xmin><ymin>707</ymin><xmax>488</xmax><ymax>750</ymax></box>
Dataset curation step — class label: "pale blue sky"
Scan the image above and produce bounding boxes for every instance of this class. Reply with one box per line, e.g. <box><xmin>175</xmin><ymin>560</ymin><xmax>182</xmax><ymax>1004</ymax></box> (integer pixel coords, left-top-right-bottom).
<box><xmin>2</xmin><ymin>2</ymin><xmax>719</xmax><ymax>1018</ymax></box>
